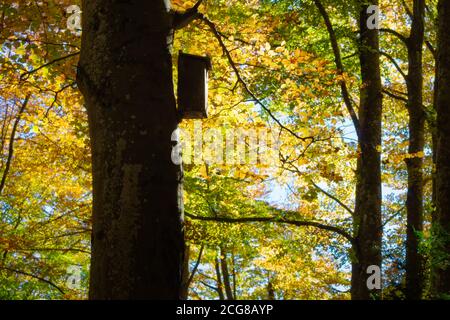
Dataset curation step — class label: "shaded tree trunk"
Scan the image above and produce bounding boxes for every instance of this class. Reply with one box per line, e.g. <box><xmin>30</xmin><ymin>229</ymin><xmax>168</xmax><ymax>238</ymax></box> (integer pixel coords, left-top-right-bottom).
<box><xmin>432</xmin><ymin>0</ymin><xmax>450</xmax><ymax>298</ymax></box>
<box><xmin>220</xmin><ymin>248</ymin><xmax>234</xmax><ymax>300</ymax></box>
<box><xmin>181</xmin><ymin>245</ymin><xmax>204</xmax><ymax>299</ymax></box>
<box><xmin>232</xmin><ymin>251</ymin><xmax>237</xmax><ymax>299</ymax></box>
<box><xmin>180</xmin><ymin>245</ymin><xmax>191</xmax><ymax>299</ymax></box>
<box><xmin>430</xmin><ymin>23</ymin><xmax>439</xmax><ymax>293</ymax></box>
<box><xmin>77</xmin><ymin>1</ymin><xmax>184</xmax><ymax>299</ymax></box>
<box><xmin>405</xmin><ymin>0</ymin><xmax>425</xmax><ymax>300</ymax></box>
<box><xmin>267</xmin><ymin>280</ymin><xmax>275</xmax><ymax>300</ymax></box>
<box><xmin>351</xmin><ymin>0</ymin><xmax>383</xmax><ymax>300</ymax></box>
<box><xmin>215</xmin><ymin>257</ymin><xmax>225</xmax><ymax>300</ymax></box>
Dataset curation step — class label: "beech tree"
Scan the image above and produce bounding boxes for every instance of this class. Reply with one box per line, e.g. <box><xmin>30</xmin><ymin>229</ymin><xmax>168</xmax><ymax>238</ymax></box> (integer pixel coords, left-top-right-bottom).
<box><xmin>77</xmin><ymin>1</ymin><xmax>186</xmax><ymax>299</ymax></box>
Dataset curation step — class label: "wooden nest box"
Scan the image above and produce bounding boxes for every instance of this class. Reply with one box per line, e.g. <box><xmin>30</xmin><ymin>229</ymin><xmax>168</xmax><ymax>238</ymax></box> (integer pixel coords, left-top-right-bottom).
<box><xmin>177</xmin><ymin>52</ymin><xmax>212</xmax><ymax>119</ymax></box>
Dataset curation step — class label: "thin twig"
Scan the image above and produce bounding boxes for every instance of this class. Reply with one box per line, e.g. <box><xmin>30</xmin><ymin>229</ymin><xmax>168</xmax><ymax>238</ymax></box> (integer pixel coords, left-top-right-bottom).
<box><xmin>0</xmin><ymin>266</ymin><xmax>65</xmax><ymax>294</ymax></box>
<box><xmin>20</xmin><ymin>52</ymin><xmax>80</xmax><ymax>81</ymax></box>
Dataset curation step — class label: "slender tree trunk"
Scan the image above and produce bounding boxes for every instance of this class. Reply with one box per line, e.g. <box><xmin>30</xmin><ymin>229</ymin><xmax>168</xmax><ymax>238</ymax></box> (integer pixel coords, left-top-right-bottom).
<box><xmin>433</xmin><ymin>0</ymin><xmax>450</xmax><ymax>298</ymax></box>
<box><xmin>232</xmin><ymin>251</ymin><xmax>237</xmax><ymax>299</ymax></box>
<box><xmin>267</xmin><ymin>279</ymin><xmax>275</xmax><ymax>300</ymax></box>
<box><xmin>432</xmin><ymin>131</ymin><xmax>437</xmax><ymax>215</ymax></box>
<box><xmin>77</xmin><ymin>1</ymin><xmax>184</xmax><ymax>299</ymax></box>
<box><xmin>180</xmin><ymin>245</ymin><xmax>191</xmax><ymax>299</ymax></box>
<box><xmin>432</xmin><ymin>66</ymin><xmax>439</xmax><ymax>223</ymax></box>
<box><xmin>220</xmin><ymin>248</ymin><xmax>234</xmax><ymax>300</ymax></box>
<box><xmin>405</xmin><ymin>0</ymin><xmax>425</xmax><ymax>300</ymax></box>
<box><xmin>430</xmin><ymin>31</ymin><xmax>439</xmax><ymax>293</ymax></box>
<box><xmin>351</xmin><ymin>0</ymin><xmax>383</xmax><ymax>300</ymax></box>
<box><xmin>215</xmin><ymin>257</ymin><xmax>225</xmax><ymax>300</ymax></box>
<box><xmin>432</xmin><ymin>28</ymin><xmax>439</xmax><ymax>222</ymax></box>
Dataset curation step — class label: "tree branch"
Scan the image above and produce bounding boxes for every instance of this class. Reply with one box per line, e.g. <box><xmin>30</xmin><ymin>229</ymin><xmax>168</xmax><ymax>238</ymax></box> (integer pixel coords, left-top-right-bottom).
<box><xmin>382</xmin><ymin>206</ymin><xmax>405</xmax><ymax>228</ymax></box>
<box><xmin>310</xmin><ymin>181</ymin><xmax>354</xmax><ymax>216</ymax></box>
<box><xmin>173</xmin><ymin>0</ymin><xmax>204</xmax><ymax>30</ymax></box>
<box><xmin>185</xmin><ymin>211</ymin><xmax>355</xmax><ymax>245</ymax></box>
<box><xmin>45</xmin><ymin>82</ymin><xmax>75</xmax><ymax>117</ymax></box>
<box><xmin>313</xmin><ymin>0</ymin><xmax>360</xmax><ymax>138</ymax></box>
<box><xmin>186</xmin><ymin>245</ymin><xmax>204</xmax><ymax>291</ymax></box>
<box><xmin>379</xmin><ymin>28</ymin><xmax>409</xmax><ymax>46</ymax></box>
<box><xmin>401</xmin><ymin>0</ymin><xmax>413</xmax><ymax>19</ymax></box>
<box><xmin>382</xmin><ymin>89</ymin><xmax>408</xmax><ymax>103</ymax></box>
<box><xmin>199</xmin><ymin>14</ymin><xmax>314</xmax><ymax>142</ymax></box>
<box><xmin>0</xmin><ymin>266</ymin><xmax>65</xmax><ymax>294</ymax></box>
<box><xmin>425</xmin><ymin>40</ymin><xmax>436</xmax><ymax>60</ymax></box>
<box><xmin>200</xmin><ymin>280</ymin><xmax>219</xmax><ymax>292</ymax></box>
<box><xmin>379</xmin><ymin>51</ymin><xmax>408</xmax><ymax>81</ymax></box>
<box><xmin>20</xmin><ymin>51</ymin><xmax>80</xmax><ymax>81</ymax></box>
<box><xmin>0</xmin><ymin>94</ymin><xmax>30</xmax><ymax>195</ymax></box>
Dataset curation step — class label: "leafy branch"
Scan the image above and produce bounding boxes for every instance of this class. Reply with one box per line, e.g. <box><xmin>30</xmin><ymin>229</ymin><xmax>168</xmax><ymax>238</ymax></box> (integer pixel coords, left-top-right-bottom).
<box><xmin>198</xmin><ymin>14</ymin><xmax>315</xmax><ymax>142</ymax></box>
<box><xmin>184</xmin><ymin>211</ymin><xmax>355</xmax><ymax>245</ymax></box>
<box><xmin>20</xmin><ymin>51</ymin><xmax>80</xmax><ymax>81</ymax></box>
<box><xmin>313</xmin><ymin>0</ymin><xmax>360</xmax><ymax>138</ymax></box>
<box><xmin>0</xmin><ymin>266</ymin><xmax>65</xmax><ymax>295</ymax></box>
<box><xmin>0</xmin><ymin>94</ymin><xmax>30</xmax><ymax>195</ymax></box>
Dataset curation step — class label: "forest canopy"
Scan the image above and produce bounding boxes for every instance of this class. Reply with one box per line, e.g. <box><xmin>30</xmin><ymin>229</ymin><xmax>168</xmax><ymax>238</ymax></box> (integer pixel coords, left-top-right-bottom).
<box><xmin>0</xmin><ymin>0</ymin><xmax>449</xmax><ymax>300</ymax></box>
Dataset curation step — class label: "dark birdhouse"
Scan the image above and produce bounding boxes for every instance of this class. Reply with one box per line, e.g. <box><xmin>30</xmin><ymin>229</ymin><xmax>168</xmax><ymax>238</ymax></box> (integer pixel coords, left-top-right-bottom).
<box><xmin>177</xmin><ymin>52</ymin><xmax>212</xmax><ymax>119</ymax></box>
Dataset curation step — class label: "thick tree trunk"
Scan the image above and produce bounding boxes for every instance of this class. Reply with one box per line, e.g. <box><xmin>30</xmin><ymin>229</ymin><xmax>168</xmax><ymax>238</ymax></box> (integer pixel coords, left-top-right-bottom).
<box><xmin>405</xmin><ymin>0</ymin><xmax>425</xmax><ymax>300</ymax></box>
<box><xmin>77</xmin><ymin>1</ymin><xmax>184</xmax><ymax>299</ymax></box>
<box><xmin>351</xmin><ymin>0</ymin><xmax>383</xmax><ymax>300</ymax></box>
<box><xmin>433</xmin><ymin>0</ymin><xmax>450</xmax><ymax>298</ymax></box>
